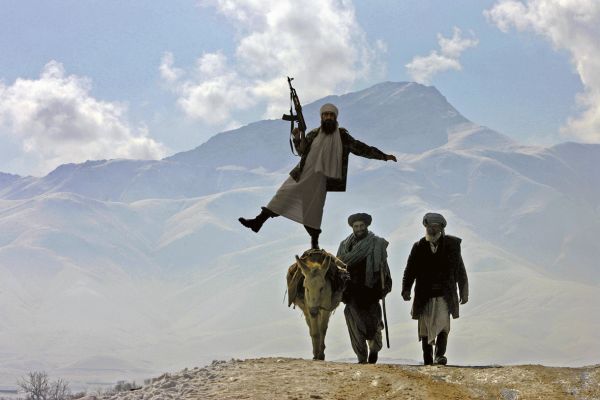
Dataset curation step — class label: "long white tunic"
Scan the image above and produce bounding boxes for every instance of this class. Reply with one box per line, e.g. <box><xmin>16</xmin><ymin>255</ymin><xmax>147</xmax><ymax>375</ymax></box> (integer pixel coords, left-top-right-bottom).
<box><xmin>418</xmin><ymin>296</ymin><xmax>451</xmax><ymax>344</ymax></box>
<box><xmin>267</xmin><ymin>128</ymin><xmax>342</xmax><ymax>229</ymax></box>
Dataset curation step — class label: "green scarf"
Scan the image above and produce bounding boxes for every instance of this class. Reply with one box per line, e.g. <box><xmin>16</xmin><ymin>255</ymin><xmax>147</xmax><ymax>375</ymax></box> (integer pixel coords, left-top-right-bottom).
<box><xmin>336</xmin><ymin>231</ymin><xmax>390</xmax><ymax>289</ymax></box>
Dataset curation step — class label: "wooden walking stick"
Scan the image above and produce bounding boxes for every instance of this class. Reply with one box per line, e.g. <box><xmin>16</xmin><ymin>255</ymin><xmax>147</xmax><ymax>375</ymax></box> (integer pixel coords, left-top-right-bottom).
<box><xmin>380</xmin><ymin>266</ymin><xmax>390</xmax><ymax>348</ymax></box>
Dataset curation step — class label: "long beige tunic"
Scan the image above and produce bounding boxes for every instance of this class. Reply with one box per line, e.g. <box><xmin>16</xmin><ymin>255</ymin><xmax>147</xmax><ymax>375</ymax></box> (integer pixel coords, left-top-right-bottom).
<box><xmin>267</xmin><ymin>128</ymin><xmax>342</xmax><ymax>229</ymax></box>
<box><xmin>418</xmin><ymin>296</ymin><xmax>451</xmax><ymax>344</ymax></box>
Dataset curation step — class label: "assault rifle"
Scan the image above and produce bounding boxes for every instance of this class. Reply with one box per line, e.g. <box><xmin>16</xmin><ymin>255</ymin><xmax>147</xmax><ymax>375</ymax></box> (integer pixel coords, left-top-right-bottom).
<box><xmin>282</xmin><ymin>76</ymin><xmax>307</xmax><ymax>156</ymax></box>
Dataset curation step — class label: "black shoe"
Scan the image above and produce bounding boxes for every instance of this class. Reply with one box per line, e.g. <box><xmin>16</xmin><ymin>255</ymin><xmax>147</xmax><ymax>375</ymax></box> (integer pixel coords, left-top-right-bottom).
<box><xmin>434</xmin><ymin>355</ymin><xmax>447</xmax><ymax>365</ymax></box>
<box><xmin>238</xmin><ymin>217</ymin><xmax>261</xmax><ymax>232</ymax></box>
<box><xmin>311</xmin><ymin>237</ymin><xmax>319</xmax><ymax>249</ymax></box>
<box><xmin>304</xmin><ymin>226</ymin><xmax>321</xmax><ymax>250</ymax></box>
<box><xmin>368</xmin><ymin>351</ymin><xmax>378</xmax><ymax>364</ymax></box>
<box><xmin>238</xmin><ymin>207</ymin><xmax>276</xmax><ymax>233</ymax></box>
<box><xmin>434</xmin><ymin>331</ymin><xmax>448</xmax><ymax>365</ymax></box>
<box><xmin>421</xmin><ymin>337</ymin><xmax>433</xmax><ymax>365</ymax></box>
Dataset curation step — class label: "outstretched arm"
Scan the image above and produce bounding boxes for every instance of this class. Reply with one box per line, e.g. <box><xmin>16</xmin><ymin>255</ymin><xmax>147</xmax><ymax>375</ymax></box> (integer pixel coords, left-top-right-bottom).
<box><xmin>345</xmin><ymin>130</ymin><xmax>396</xmax><ymax>162</ymax></box>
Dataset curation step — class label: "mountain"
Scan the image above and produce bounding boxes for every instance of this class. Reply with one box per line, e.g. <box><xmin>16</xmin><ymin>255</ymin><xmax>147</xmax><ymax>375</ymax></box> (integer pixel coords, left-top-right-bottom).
<box><xmin>0</xmin><ymin>82</ymin><xmax>599</xmax><ymax>389</ymax></box>
<box><xmin>0</xmin><ymin>172</ymin><xmax>23</xmax><ymax>191</ymax></box>
<box><xmin>0</xmin><ymin>82</ymin><xmax>510</xmax><ymax>202</ymax></box>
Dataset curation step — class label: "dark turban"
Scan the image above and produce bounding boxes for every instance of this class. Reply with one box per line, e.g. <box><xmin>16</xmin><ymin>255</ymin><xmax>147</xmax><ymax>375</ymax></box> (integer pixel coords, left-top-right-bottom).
<box><xmin>348</xmin><ymin>212</ymin><xmax>372</xmax><ymax>227</ymax></box>
<box><xmin>422</xmin><ymin>212</ymin><xmax>447</xmax><ymax>228</ymax></box>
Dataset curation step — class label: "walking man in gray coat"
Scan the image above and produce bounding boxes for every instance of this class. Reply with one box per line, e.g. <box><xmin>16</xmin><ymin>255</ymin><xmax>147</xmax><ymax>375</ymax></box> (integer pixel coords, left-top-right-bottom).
<box><xmin>337</xmin><ymin>212</ymin><xmax>392</xmax><ymax>364</ymax></box>
<box><xmin>239</xmin><ymin>103</ymin><xmax>396</xmax><ymax>249</ymax></box>
<box><xmin>402</xmin><ymin>213</ymin><xmax>468</xmax><ymax>366</ymax></box>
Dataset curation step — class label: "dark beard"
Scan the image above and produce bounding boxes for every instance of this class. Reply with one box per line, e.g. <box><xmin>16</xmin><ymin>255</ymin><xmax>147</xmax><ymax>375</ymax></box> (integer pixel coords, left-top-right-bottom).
<box><xmin>353</xmin><ymin>230</ymin><xmax>367</xmax><ymax>241</ymax></box>
<box><xmin>320</xmin><ymin>119</ymin><xmax>338</xmax><ymax>134</ymax></box>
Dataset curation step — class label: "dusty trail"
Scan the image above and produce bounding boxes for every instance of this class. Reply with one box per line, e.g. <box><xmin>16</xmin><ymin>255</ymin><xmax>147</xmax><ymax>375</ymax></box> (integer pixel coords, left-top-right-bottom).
<box><xmin>98</xmin><ymin>357</ymin><xmax>600</xmax><ymax>400</ymax></box>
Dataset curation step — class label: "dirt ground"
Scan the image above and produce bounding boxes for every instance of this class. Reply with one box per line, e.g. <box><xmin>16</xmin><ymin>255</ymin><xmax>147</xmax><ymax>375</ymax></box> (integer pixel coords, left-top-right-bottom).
<box><xmin>98</xmin><ymin>357</ymin><xmax>600</xmax><ymax>400</ymax></box>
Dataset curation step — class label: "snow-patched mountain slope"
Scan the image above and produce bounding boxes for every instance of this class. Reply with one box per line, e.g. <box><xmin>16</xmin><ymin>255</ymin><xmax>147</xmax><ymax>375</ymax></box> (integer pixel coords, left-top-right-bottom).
<box><xmin>0</xmin><ymin>81</ymin><xmax>599</xmax><ymax>389</ymax></box>
<box><xmin>1</xmin><ymin>181</ymin><xmax>598</xmax><ymax>390</ymax></box>
<box><xmin>0</xmin><ymin>172</ymin><xmax>21</xmax><ymax>189</ymax></box>
<box><xmin>0</xmin><ymin>82</ymin><xmax>511</xmax><ymax>202</ymax></box>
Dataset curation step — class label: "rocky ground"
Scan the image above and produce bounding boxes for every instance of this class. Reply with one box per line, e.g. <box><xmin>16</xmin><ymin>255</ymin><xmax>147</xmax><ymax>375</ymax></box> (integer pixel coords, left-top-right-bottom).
<box><xmin>92</xmin><ymin>357</ymin><xmax>599</xmax><ymax>400</ymax></box>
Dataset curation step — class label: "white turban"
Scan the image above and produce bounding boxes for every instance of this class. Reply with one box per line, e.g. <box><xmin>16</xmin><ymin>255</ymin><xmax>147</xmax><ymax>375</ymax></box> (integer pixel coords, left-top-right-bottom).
<box><xmin>320</xmin><ymin>103</ymin><xmax>338</xmax><ymax>117</ymax></box>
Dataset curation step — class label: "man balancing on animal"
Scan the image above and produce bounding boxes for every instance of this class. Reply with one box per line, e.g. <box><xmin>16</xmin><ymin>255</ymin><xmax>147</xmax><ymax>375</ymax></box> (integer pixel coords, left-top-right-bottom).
<box><xmin>238</xmin><ymin>103</ymin><xmax>397</xmax><ymax>249</ymax></box>
<box><xmin>337</xmin><ymin>212</ymin><xmax>392</xmax><ymax>364</ymax></box>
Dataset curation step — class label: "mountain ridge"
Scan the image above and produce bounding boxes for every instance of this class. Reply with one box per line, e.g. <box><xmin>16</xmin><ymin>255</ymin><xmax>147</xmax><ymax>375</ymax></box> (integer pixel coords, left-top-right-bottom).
<box><xmin>1</xmin><ymin>81</ymin><xmax>599</xmax><ymax>389</ymax></box>
<box><xmin>0</xmin><ymin>81</ymin><xmax>513</xmax><ymax>201</ymax></box>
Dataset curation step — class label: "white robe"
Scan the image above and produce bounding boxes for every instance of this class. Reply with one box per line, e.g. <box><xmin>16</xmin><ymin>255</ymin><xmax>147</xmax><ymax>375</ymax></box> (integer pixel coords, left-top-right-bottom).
<box><xmin>267</xmin><ymin>128</ymin><xmax>342</xmax><ymax>229</ymax></box>
<box><xmin>418</xmin><ymin>296</ymin><xmax>451</xmax><ymax>345</ymax></box>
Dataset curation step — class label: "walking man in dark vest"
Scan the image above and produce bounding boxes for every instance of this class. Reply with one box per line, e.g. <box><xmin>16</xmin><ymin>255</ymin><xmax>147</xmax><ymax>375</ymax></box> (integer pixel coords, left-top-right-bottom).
<box><xmin>337</xmin><ymin>213</ymin><xmax>392</xmax><ymax>364</ymax></box>
<box><xmin>402</xmin><ymin>213</ymin><xmax>469</xmax><ymax>366</ymax></box>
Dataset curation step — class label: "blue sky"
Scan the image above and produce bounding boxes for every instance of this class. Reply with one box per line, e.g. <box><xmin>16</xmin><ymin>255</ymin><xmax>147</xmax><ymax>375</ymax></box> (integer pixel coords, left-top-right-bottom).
<box><xmin>1</xmin><ymin>0</ymin><xmax>597</xmax><ymax>176</ymax></box>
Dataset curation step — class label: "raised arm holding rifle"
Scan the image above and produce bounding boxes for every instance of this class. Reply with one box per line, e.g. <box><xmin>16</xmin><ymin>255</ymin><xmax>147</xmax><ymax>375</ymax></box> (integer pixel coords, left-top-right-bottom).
<box><xmin>239</xmin><ymin>77</ymin><xmax>397</xmax><ymax>250</ymax></box>
<box><xmin>282</xmin><ymin>76</ymin><xmax>307</xmax><ymax>156</ymax></box>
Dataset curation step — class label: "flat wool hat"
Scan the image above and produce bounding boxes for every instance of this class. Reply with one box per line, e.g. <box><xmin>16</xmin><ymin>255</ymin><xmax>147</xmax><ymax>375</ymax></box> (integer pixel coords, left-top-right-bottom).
<box><xmin>422</xmin><ymin>212</ymin><xmax>447</xmax><ymax>228</ymax></box>
<box><xmin>348</xmin><ymin>212</ymin><xmax>372</xmax><ymax>227</ymax></box>
<box><xmin>320</xmin><ymin>103</ymin><xmax>339</xmax><ymax>117</ymax></box>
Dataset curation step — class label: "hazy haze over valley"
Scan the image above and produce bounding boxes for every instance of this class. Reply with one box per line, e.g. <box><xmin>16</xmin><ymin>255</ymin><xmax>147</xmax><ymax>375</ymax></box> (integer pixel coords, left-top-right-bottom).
<box><xmin>1</xmin><ymin>81</ymin><xmax>599</xmax><ymax>389</ymax></box>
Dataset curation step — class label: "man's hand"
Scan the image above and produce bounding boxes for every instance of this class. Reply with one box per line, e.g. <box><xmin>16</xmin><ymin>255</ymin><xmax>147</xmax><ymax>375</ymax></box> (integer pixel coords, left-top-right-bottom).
<box><xmin>402</xmin><ymin>290</ymin><xmax>411</xmax><ymax>301</ymax></box>
<box><xmin>385</xmin><ymin>154</ymin><xmax>397</xmax><ymax>162</ymax></box>
<box><xmin>292</xmin><ymin>127</ymin><xmax>304</xmax><ymax>140</ymax></box>
<box><xmin>460</xmin><ymin>296</ymin><xmax>469</xmax><ymax>305</ymax></box>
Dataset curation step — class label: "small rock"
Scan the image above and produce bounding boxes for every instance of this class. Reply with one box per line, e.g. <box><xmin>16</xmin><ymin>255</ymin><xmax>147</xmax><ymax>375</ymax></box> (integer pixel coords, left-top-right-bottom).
<box><xmin>156</xmin><ymin>373</ymin><xmax>169</xmax><ymax>381</ymax></box>
<box><xmin>500</xmin><ymin>388</ymin><xmax>520</xmax><ymax>400</ymax></box>
<box><xmin>161</xmin><ymin>381</ymin><xmax>177</xmax><ymax>389</ymax></box>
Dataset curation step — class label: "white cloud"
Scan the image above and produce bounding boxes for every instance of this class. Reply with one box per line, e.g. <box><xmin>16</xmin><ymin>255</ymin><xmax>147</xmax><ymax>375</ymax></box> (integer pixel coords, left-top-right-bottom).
<box><xmin>485</xmin><ymin>0</ymin><xmax>600</xmax><ymax>143</ymax></box>
<box><xmin>174</xmin><ymin>52</ymin><xmax>254</xmax><ymax>125</ymax></box>
<box><xmin>406</xmin><ymin>27</ymin><xmax>479</xmax><ymax>85</ymax></box>
<box><xmin>163</xmin><ymin>0</ymin><xmax>386</xmax><ymax>125</ymax></box>
<box><xmin>159</xmin><ymin>52</ymin><xmax>184</xmax><ymax>82</ymax></box>
<box><xmin>0</xmin><ymin>61</ymin><xmax>168</xmax><ymax>176</ymax></box>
